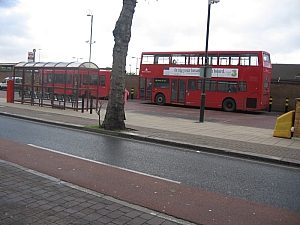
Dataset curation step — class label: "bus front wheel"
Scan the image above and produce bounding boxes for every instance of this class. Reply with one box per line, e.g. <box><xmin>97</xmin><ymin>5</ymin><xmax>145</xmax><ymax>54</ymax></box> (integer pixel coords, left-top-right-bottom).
<box><xmin>155</xmin><ymin>93</ymin><xmax>165</xmax><ymax>105</ymax></box>
<box><xmin>222</xmin><ymin>98</ymin><xmax>236</xmax><ymax>112</ymax></box>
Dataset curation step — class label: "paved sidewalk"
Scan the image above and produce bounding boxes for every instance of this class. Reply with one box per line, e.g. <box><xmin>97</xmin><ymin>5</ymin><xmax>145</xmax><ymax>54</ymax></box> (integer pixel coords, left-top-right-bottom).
<box><xmin>0</xmin><ymin>159</ymin><xmax>191</xmax><ymax>225</ymax></box>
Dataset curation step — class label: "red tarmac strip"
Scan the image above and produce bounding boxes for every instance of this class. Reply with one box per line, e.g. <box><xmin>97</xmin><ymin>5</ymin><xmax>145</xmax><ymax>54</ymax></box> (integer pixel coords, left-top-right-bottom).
<box><xmin>1</xmin><ymin>138</ymin><xmax>299</xmax><ymax>225</ymax></box>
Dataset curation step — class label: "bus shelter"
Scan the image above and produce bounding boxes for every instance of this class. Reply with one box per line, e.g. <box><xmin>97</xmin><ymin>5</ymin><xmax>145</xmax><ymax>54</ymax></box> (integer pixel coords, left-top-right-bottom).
<box><xmin>13</xmin><ymin>61</ymin><xmax>101</xmax><ymax>111</ymax></box>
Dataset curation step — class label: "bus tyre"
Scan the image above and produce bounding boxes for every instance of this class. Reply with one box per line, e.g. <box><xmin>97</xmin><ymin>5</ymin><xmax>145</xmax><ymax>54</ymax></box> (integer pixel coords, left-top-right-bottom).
<box><xmin>222</xmin><ymin>98</ymin><xmax>236</xmax><ymax>112</ymax></box>
<box><xmin>155</xmin><ymin>93</ymin><xmax>165</xmax><ymax>105</ymax></box>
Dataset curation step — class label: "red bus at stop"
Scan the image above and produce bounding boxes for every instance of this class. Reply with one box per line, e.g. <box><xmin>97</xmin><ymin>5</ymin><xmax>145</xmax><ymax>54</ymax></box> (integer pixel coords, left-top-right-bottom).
<box><xmin>138</xmin><ymin>51</ymin><xmax>272</xmax><ymax>112</ymax></box>
<box><xmin>42</xmin><ymin>68</ymin><xmax>111</xmax><ymax>99</ymax></box>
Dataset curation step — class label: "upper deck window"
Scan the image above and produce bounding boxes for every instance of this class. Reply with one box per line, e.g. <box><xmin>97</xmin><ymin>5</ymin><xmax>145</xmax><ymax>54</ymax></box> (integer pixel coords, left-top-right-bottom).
<box><xmin>189</xmin><ymin>54</ymin><xmax>198</xmax><ymax>65</ymax></box>
<box><xmin>240</xmin><ymin>54</ymin><xmax>259</xmax><ymax>66</ymax></box>
<box><xmin>200</xmin><ymin>54</ymin><xmax>218</xmax><ymax>65</ymax></box>
<box><xmin>141</xmin><ymin>54</ymin><xmax>155</xmax><ymax>64</ymax></box>
<box><xmin>219</xmin><ymin>54</ymin><xmax>239</xmax><ymax>66</ymax></box>
<box><xmin>263</xmin><ymin>53</ymin><xmax>271</xmax><ymax>63</ymax></box>
<box><xmin>171</xmin><ymin>54</ymin><xmax>189</xmax><ymax>65</ymax></box>
<box><xmin>155</xmin><ymin>54</ymin><xmax>171</xmax><ymax>64</ymax></box>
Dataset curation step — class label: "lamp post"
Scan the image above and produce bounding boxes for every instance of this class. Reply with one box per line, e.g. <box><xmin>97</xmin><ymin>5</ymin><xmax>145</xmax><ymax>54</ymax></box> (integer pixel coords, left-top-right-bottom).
<box><xmin>86</xmin><ymin>9</ymin><xmax>95</xmax><ymax>63</ymax></box>
<box><xmin>38</xmin><ymin>49</ymin><xmax>42</xmax><ymax>62</ymax></box>
<box><xmin>132</xmin><ymin>57</ymin><xmax>140</xmax><ymax>75</ymax></box>
<box><xmin>199</xmin><ymin>0</ymin><xmax>220</xmax><ymax>123</ymax></box>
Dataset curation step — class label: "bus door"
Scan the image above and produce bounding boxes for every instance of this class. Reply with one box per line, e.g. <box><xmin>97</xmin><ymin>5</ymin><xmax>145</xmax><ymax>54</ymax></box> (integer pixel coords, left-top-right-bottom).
<box><xmin>146</xmin><ymin>78</ymin><xmax>152</xmax><ymax>100</ymax></box>
<box><xmin>171</xmin><ymin>79</ymin><xmax>185</xmax><ymax>104</ymax></box>
<box><xmin>139</xmin><ymin>78</ymin><xmax>152</xmax><ymax>100</ymax></box>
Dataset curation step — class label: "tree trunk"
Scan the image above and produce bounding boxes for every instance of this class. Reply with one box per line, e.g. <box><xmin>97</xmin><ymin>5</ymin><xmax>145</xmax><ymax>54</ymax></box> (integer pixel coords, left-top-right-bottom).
<box><xmin>101</xmin><ymin>0</ymin><xmax>137</xmax><ymax>130</ymax></box>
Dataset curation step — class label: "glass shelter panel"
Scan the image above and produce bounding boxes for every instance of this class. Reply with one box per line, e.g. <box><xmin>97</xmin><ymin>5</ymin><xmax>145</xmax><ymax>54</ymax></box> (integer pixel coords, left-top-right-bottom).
<box><xmin>14</xmin><ymin>69</ymin><xmax>23</xmax><ymax>102</ymax></box>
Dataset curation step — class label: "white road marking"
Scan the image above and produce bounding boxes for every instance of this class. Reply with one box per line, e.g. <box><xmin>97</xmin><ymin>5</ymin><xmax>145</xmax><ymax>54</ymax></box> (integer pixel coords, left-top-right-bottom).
<box><xmin>28</xmin><ymin>144</ymin><xmax>181</xmax><ymax>184</ymax></box>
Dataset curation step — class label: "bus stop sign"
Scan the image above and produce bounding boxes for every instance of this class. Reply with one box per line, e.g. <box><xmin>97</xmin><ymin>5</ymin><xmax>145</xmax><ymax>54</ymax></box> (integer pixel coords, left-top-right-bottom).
<box><xmin>200</xmin><ymin>66</ymin><xmax>212</xmax><ymax>78</ymax></box>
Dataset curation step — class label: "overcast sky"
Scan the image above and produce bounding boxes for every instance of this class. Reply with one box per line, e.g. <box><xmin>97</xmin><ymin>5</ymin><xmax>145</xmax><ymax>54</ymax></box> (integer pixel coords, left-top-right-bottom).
<box><xmin>0</xmin><ymin>0</ymin><xmax>299</xmax><ymax>72</ymax></box>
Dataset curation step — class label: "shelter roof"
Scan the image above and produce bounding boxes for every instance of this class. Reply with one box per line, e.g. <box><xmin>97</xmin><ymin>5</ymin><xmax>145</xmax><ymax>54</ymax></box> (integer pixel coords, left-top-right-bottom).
<box><xmin>14</xmin><ymin>62</ymin><xmax>99</xmax><ymax>69</ymax></box>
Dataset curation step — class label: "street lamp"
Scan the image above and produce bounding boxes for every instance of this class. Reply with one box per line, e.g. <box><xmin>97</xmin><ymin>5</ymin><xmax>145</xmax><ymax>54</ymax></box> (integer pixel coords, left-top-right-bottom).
<box><xmin>132</xmin><ymin>57</ymin><xmax>140</xmax><ymax>75</ymax></box>
<box><xmin>86</xmin><ymin>9</ymin><xmax>96</xmax><ymax>63</ymax></box>
<box><xmin>38</xmin><ymin>49</ymin><xmax>42</xmax><ymax>62</ymax></box>
<box><xmin>199</xmin><ymin>0</ymin><xmax>220</xmax><ymax>122</ymax></box>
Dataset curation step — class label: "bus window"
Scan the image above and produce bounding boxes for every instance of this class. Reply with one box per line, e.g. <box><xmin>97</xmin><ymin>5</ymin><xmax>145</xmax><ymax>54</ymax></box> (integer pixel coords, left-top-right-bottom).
<box><xmin>239</xmin><ymin>82</ymin><xmax>247</xmax><ymax>92</ymax></box>
<box><xmin>198</xmin><ymin>80</ymin><xmax>216</xmax><ymax>92</ymax></box>
<box><xmin>218</xmin><ymin>81</ymin><xmax>227</xmax><ymax>92</ymax></box>
<box><xmin>66</xmin><ymin>74</ymin><xmax>72</xmax><ymax>84</ymax></box>
<box><xmin>250</xmin><ymin>55</ymin><xmax>259</xmax><ymax>66</ymax></box>
<box><xmin>231</xmin><ymin>56</ymin><xmax>239</xmax><ymax>65</ymax></box>
<box><xmin>264</xmin><ymin>82</ymin><xmax>269</xmax><ymax>88</ymax></box>
<box><xmin>263</xmin><ymin>53</ymin><xmax>271</xmax><ymax>63</ymax></box>
<box><xmin>142</xmin><ymin>54</ymin><xmax>154</xmax><ymax>64</ymax></box>
<box><xmin>200</xmin><ymin>54</ymin><xmax>218</xmax><ymax>65</ymax></box>
<box><xmin>155</xmin><ymin>54</ymin><xmax>171</xmax><ymax>64</ymax></box>
<box><xmin>219</xmin><ymin>55</ymin><xmax>239</xmax><ymax>65</ymax></box>
<box><xmin>218</xmin><ymin>81</ymin><xmax>237</xmax><ymax>93</ymax></box>
<box><xmin>154</xmin><ymin>78</ymin><xmax>170</xmax><ymax>88</ymax></box>
<box><xmin>188</xmin><ymin>79</ymin><xmax>196</xmax><ymax>90</ymax></box>
<box><xmin>83</xmin><ymin>74</ymin><xmax>88</xmax><ymax>85</ymax></box>
<box><xmin>189</xmin><ymin>54</ymin><xmax>198</xmax><ymax>65</ymax></box>
<box><xmin>90</xmin><ymin>75</ymin><xmax>98</xmax><ymax>85</ymax></box>
<box><xmin>240</xmin><ymin>54</ymin><xmax>259</xmax><ymax>66</ymax></box>
<box><xmin>100</xmin><ymin>75</ymin><xmax>106</xmax><ymax>86</ymax></box>
<box><xmin>171</xmin><ymin>54</ymin><xmax>188</xmax><ymax>65</ymax></box>
<box><xmin>48</xmin><ymin>74</ymin><xmax>52</xmax><ymax>83</ymax></box>
<box><xmin>54</xmin><ymin>74</ymin><xmax>63</xmax><ymax>84</ymax></box>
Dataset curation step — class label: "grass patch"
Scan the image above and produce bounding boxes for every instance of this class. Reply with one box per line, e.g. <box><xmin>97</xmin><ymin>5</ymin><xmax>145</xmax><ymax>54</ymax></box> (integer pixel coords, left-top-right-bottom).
<box><xmin>86</xmin><ymin>125</ymin><xmax>104</xmax><ymax>130</ymax></box>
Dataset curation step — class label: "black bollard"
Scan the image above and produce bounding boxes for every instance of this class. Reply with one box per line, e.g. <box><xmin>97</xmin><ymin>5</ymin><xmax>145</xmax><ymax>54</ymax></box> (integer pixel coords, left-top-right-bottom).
<box><xmin>81</xmin><ymin>95</ymin><xmax>84</xmax><ymax>113</ymax></box>
<box><xmin>268</xmin><ymin>96</ymin><xmax>272</xmax><ymax>112</ymax></box>
<box><xmin>130</xmin><ymin>87</ymin><xmax>134</xmax><ymax>100</ymax></box>
<box><xmin>285</xmin><ymin>98</ymin><xmax>289</xmax><ymax>113</ymax></box>
<box><xmin>90</xmin><ymin>95</ymin><xmax>93</xmax><ymax>114</ymax></box>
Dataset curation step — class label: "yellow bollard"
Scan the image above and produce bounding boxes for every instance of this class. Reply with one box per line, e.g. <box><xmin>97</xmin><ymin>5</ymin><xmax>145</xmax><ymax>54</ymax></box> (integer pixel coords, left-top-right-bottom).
<box><xmin>273</xmin><ymin>110</ymin><xmax>295</xmax><ymax>139</ymax></box>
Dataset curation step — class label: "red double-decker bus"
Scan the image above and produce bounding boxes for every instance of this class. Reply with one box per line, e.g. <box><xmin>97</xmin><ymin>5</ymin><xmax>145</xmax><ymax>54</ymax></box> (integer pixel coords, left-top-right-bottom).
<box><xmin>138</xmin><ymin>51</ymin><xmax>272</xmax><ymax>112</ymax></box>
<box><xmin>43</xmin><ymin>68</ymin><xmax>111</xmax><ymax>99</ymax></box>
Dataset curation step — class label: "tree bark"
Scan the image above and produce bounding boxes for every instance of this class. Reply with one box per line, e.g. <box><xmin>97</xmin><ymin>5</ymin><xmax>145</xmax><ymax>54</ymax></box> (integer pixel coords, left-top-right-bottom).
<box><xmin>101</xmin><ymin>0</ymin><xmax>137</xmax><ymax>130</ymax></box>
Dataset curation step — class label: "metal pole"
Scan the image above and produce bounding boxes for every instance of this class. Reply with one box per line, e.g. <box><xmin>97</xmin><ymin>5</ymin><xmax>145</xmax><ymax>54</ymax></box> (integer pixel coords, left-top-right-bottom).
<box><xmin>135</xmin><ymin>58</ymin><xmax>138</xmax><ymax>75</ymax></box>
<box><xmin>89</xmin><ymin>15</ymin><xmax>93</xmax><ymax>63</ymax></box>
<box><xmin>38</xmin><ymin>49</ymin><xmax>42</xmax><ymax>62</ymax></box>
<box><xmin>199</xmin><ymin>3</ymin><xmax>211</xmax><ymax>122</ymax></box>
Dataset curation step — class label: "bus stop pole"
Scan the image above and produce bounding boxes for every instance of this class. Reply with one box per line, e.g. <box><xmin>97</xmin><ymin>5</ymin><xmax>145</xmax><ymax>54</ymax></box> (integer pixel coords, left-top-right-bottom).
<box><xmin>199</xmin><ymin>2</ymin><xmax>212</xmax><ymax>123</ymax></box>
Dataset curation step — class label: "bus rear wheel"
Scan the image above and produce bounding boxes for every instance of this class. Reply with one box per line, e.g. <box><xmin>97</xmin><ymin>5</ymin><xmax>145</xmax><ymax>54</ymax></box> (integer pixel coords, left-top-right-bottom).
<box><xmin>155</xmin><ymin>93</ymin><xmax>165</xmax><ymax>105</ymax></box>
<box><xmin>222</xmin><ymin>98</ymin><xmax>236</xmax><ymax>112</ymax></box>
